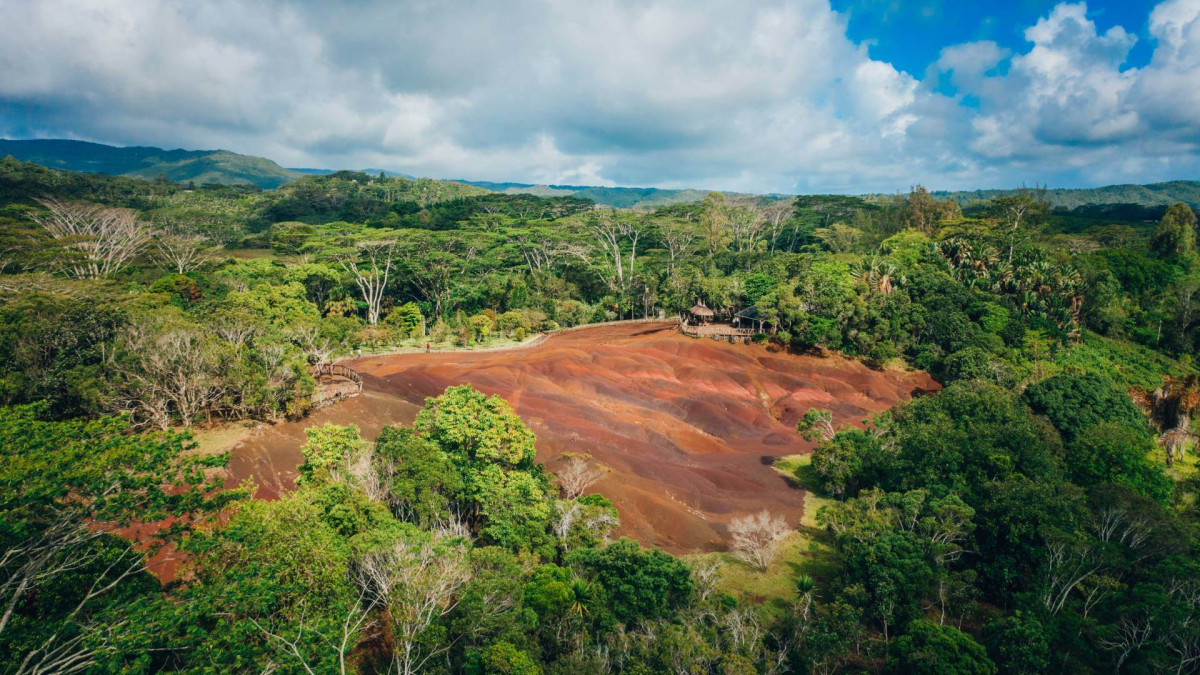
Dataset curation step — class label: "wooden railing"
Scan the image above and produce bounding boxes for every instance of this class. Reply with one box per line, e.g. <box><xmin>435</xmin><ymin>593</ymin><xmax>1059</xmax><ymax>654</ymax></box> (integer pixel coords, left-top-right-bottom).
<box><xmin>310</xmin><ymin>363</ymin><xmax>364</xmax><ymax>408</ymax></box>
<box><xmin>680</xmin><ymin>324</ymin><xmax>757</xmax><ymax>338</ymax></box>
<box><xmin>313</xmin><ymin>363</ymin><xmax>364</xmax><ymax>387</ymax></box>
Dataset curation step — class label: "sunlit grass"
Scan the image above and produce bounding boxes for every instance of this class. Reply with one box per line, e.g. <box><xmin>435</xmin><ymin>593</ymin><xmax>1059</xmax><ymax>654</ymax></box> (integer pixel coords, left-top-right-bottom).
<box><xmin>685</xmin><ymin>453</ymin><xmax>836</xmax><ymax>617</ymax></box>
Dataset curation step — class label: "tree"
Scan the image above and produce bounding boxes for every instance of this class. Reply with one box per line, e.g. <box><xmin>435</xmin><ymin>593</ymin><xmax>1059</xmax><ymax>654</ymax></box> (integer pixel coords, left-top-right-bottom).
<box><xmin>162</xmin><ymin>494</ymin><xmax>365</xmax><ymax>674</ymax></box>
<box><xmin>699</xmin><ymin>192</ymin><xmax>733</xmax><ymax>256</ymax></box>
<box><xmin>415</xmin><ymin>386</ymin><xmax>537</xmax><ymax>468</ymax></box>
<box><xmin>31</xmin><ymin>198</ymin><xmax>148</xmax><ymax>279</ymax></box>
<box><xmin>886</xmin><ymin>382</ymin><xmax>1062</xmax><ymax>505</ymax></box>
<box><xmin>372</xmin><ymin>426</ymin><xmax>463</xmax><ymax>526</ymax></box>
<box><xmin>886</xmin><ymin>620</ymin><xmax>995</xmax><ymax>674</ymax></box>
<box><xmin>990</xmin><ymin>192</ymin><xmax>1049</xmax><ymax>264</ymax></box>
<box><xmin>114</xmin><ymin>325</ymin><xmax>224</xmax><ymax>429</ymax></box>
<box><xmin>567</xmin><ymin>539</ymin><xmax>693</xmax><ymax>625</ymax></box>
<box><xmin>151</xmin><ymin>233</ymin><xmax>217</xmax><ymax>275</ymax></box>
<box><xmin>797</xmin><ymin>408</ymin><xmax>836</xmax><ymax>442</ymax></box>
<box><xmin>982</xmin><ymin>612</ymin><xmax>1049</xmax><ymax>674</ymax></box>
<box><xmin>298</xmin><ymin>424</ymin><xmax>369</xmax><ymax>487</ymax></box>
<box><xmin>811</xmin><ymin>430</ymin><xmax>881</xmax><ymax>498</ymax></box>
<box><xmin>399</xmin><ymin>231</ymin><xmax>481</xmax><ymax>319</ymax></box>
<box><xmin>555</xmin><ymin>453</ymin><xmax>606</xmax><ymax>499</ymax></box>
<box><xmin>657</xmin><ymin>218</ymin><xmax>698</xmax><ymax>272</ymax></box>
<box><xmin>762</xmin><ymin>199</ymin><xmax>794</xmax><ymax>253</ymax></box>
<box><xmin>1129</xmin><ymin>375</ymin><xmax>1200</xmax><ymax>464</ymax></box>
<box><xmin>1024</xmin><ymin>372</ymin><xmax>1151</xmax><ymax>443</ymax></box>
<box><xmin>356</xmin><ymin>535</ymin><xmax>472</xmax><ymax>675</ymax></box>
<box><xmin>338</xmin><ymin>239</ymin><xmax>397</xmax><ymax>325</ymax></box>
<box><xmin>582</xmin><ymin>209</ymin><xmax>644</xmax><ymax>298</ymax></box>
<box><xmin>727</xmin><ymin>510</ymin><xmax>790</xmax><ymax>571</ymax></box>
<box><xmin>0</xmin><ymin>404</ymin><xmax>234</xmax><ymax>673</ymax></box>
<box><xmin>1151</xmin><ymin>202</ymin><xmax>1198</xmax><ymax>259</ymax></box>
<box><xmin>1067</xmin><ymin>423</ymin><xmax>1172</xmax><ymax>503</ymax></box>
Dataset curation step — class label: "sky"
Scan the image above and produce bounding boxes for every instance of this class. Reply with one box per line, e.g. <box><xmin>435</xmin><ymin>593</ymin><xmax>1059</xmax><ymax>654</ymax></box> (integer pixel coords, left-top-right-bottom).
<box><xmin>0</xmin><ymin>0</ymin><xmax>1197</xmax><ymax>194</ymax></box>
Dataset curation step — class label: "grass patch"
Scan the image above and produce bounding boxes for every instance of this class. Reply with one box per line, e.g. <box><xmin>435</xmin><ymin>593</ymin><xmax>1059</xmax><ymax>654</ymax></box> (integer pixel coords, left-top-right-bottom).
<box><xmin>773</xmin><ymin>453</ymin><xmax>834</xmax><ymax>529</ymax></box>
<box><xmin>188</xmin><ymin>422</ymin><xmax>255</xmax><ymax>457</ymax></box>
<box><xmin>684</xmin><ymin>454</ymin><xmax>838</xmax><ymax>617</ymax></box>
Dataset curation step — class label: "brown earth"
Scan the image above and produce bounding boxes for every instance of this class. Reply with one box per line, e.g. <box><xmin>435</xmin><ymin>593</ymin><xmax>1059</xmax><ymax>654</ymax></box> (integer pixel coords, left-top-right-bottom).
<box><xmin>225</xmin><ymin>322</ymin><xmax>937</xmax><ymax>553</ymax></box>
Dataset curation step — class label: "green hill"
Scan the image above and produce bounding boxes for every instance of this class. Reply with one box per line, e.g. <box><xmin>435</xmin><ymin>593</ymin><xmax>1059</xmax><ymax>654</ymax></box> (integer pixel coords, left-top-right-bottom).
<box><xmin>0</xmin><ymin>139</ymin><xmax>301</xmax><ymax>190</ymax></box>
<box><xmin>461</xmin><ymin>180</ymin><xmax>733</xmax><ymax>208</ymax></box>
<box><xmin>934</xmin><ymin>181</ymin><xmax>1200</xmax><ymax>209</ymax></box>
<box><xmin>123</xmin><ymin>150</ymin><xmax>298</xmax><ymax>189</ymax></box>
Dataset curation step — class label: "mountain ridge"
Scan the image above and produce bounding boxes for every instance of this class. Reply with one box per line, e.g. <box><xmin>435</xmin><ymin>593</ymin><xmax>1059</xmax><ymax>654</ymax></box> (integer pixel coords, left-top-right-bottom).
<box><xmin>2</xmin><ymin>138</ymin><xmax>1197</xmax><ymax>209</ymax></box>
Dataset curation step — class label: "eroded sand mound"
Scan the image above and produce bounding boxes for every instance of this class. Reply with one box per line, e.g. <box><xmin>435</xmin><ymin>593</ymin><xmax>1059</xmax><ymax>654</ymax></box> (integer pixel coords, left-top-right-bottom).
<box><xmin>226</xmin><ymin>322</ymin><xmax>937</xmax><ymax>553</ymax></box>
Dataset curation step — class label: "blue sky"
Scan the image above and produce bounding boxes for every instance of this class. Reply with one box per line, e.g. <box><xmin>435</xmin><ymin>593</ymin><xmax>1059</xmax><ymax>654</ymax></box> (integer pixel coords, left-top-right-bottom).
<box><xmin>834</xmin><ymin>0</ymin><xmax>1158</xmax><ymax>77</ymax></box>
<box><xmin>0</xmin><ymin>0</ymin><xmax>1197</xmax><ymax>194</ymax></box>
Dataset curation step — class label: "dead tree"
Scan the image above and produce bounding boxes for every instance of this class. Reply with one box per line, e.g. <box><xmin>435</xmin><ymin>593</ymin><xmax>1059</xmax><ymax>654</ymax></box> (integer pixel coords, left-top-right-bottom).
<box><xmin>556</xmin><ymin>453</ymin><xmax>607</xmax><ymax>499</ymax></box>
<box><xmin>31</xmin><ymin>198</ymin><xmax>148</xmax><ymax>279</ymax></box>
<box><xmin>152</xmin><ymin>234</ymin><xmax>217</xmax><ymax>274</ymax></box>
<box><xmin>728</xmin><ymin>510</ymin><xmax>791</xmax><ymax>571</ymax></box>
<box><xmin>355</xmin><ymin>539</ymin><xmax>471</xmax><ymax>675</ymax></box>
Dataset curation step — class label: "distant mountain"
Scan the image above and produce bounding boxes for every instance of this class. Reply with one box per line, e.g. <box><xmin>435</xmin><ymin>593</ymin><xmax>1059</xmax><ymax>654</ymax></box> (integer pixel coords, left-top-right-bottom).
<box><xmin>290</xmin><ymin>167</ymin><xmax>415</xmax><ymax>179</ymax></box>
<box><xmin>460</xmin><ymin>180</ymin><xmax>721</xmax><ymax>208</ymax></box>
<box><xmin>0</xmin><ymin>139</ymin><xmax>301</xmax><ymax>189</ymax></box>
<box><xmin>5</xmin><ymin>138</ymin><xmax>1195</xmax><ymax>209</ymax></box>
<box><xmin>934</xmin><ymin>181</ymin><xmax>1200</xmax><ymax>210</ymax></box>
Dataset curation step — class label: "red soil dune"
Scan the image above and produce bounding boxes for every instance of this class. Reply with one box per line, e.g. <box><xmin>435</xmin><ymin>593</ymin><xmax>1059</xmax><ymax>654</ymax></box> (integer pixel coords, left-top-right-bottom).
<box><xmin>225</xmin><ymin>322</ymin><xmax>937</xmax><ymax>553</ymax></box>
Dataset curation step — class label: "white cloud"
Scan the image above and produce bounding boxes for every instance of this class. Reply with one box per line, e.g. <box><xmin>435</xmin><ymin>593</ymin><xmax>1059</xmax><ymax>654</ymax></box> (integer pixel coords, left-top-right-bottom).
<box><xmin>0</xmin><ymin>0</ymin><xmax>1197</xmax><ymax>192</ymax></box>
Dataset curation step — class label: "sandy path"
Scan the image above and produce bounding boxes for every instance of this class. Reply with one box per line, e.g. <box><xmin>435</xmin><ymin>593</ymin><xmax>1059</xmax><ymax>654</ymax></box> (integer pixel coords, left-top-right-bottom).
<box><xmin>225</xmin><ymin>322</ymin><xmax>937</xmax><ymax>553</ymax></box>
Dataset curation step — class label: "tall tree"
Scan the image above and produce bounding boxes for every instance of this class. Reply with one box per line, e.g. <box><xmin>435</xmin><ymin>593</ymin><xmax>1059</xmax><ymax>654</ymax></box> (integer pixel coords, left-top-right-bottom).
<box><xmin>338</xmin><ymin>239</ymin><xmax>397</xmax><ymax>325</ymax></box>
<box><xmin>990</xmin><ymin>190</ymin><xmax>1049</xmax><ymax>264</ymax></box>
<box><xmin>1151</xmin><ymin>202</ymin><xmax>1198</xmax><ymax>259</ymax></box>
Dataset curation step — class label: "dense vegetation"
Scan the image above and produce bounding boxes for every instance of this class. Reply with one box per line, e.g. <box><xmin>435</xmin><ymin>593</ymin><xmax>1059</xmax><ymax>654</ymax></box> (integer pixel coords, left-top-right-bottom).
<box><xmin>2</xmin><ymin>156</ymin><xmax>1200</xmax><ymax>672</ymax></box>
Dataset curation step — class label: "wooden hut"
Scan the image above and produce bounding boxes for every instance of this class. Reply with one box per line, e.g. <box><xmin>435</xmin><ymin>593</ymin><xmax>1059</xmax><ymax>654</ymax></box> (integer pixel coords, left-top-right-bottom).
<box><xmin>686</xmin><ymin>300</ymin><xmax>715</xmax><ymax>326</ymax></box>
<box><xmin>733</xmin><ymin>306</ymin><xmax>773</xmax><ymax>334</ymax></box>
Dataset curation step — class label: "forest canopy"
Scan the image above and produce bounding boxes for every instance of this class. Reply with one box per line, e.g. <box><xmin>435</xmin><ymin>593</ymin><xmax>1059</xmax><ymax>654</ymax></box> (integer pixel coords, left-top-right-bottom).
<box><xmin>2</xmin><ymin>157</ymin><xmax>1200</xmax><ymax>672</ymax></box>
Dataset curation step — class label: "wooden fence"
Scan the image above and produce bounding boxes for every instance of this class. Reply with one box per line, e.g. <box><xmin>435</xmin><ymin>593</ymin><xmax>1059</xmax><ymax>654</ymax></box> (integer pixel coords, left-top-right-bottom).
<box><xmin>680</xmin><ymin>323</ymin><xmax>758</xmax><ymax>342</ymax></box>
<box><xmin>310</xmin><ymin>363</ymin><xmax>364</xmax><ymax>408</ymax></box>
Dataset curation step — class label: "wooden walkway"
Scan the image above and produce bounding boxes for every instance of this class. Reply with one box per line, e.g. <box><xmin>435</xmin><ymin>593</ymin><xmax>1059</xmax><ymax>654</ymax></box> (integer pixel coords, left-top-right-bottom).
<box><xmin>680</xmin><ymin>323</ymin><xmax>757</xmax><ymax>342</ymax></box>
<box><xmin>310</xmin><ymin>363</ymin><xmax>364</xmax><ymax>408</ymax></box>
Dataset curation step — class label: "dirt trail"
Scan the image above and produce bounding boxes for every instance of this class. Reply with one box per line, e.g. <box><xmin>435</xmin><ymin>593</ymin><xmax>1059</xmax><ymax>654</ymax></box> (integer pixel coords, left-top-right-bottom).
<box><xmin>225</xmin><ymin>322</ymin><xmax>937</xmax><ymax>553</ymax></box>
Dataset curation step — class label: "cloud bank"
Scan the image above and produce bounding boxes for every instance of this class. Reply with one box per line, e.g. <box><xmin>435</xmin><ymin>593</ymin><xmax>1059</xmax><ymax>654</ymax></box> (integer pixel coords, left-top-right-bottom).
<box><xmin>0</xmin><ymin>0</ymin><xmax>1197</xmax><ymax>193</ymax></box>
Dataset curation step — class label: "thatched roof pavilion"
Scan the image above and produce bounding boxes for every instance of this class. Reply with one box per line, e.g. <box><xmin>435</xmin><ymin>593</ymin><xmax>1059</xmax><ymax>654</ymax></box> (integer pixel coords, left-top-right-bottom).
<box><xmin>687</xmin><ymin>299</ymin><xmax>715</xmax><ymax>325</ymax></box>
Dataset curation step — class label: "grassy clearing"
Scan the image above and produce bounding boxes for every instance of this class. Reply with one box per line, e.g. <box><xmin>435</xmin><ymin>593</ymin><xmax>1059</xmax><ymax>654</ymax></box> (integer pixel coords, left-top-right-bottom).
<box><xmin>686</xmin><ymin>453</ymin><xmax>836</xmax><ymax>616</ymax></box>
<box><xmin>187</xmin><ymin>422</ymin><xmax>256</xmax><ymax>457</ymax></box>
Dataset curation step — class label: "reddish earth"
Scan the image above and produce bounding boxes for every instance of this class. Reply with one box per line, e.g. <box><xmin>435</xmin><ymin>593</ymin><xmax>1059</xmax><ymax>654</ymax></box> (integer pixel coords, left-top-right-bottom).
<box><xmin>225</xmin><ymin>322</ymin><xmax>937</xmax><ymax>553</ymax></box>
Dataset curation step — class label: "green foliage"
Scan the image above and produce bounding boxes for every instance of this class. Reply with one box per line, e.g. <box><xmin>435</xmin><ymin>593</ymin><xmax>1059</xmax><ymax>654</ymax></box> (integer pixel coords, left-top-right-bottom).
<box><xmin>1066</xmin><ymin>423</ymin><xmax>1171</xmax><ymax>503</ymax></box>
<box><xmin>796</xmin><ymin>407</ymin><xmax>834</xmax><ymax>442</ymax></box>
<box><xmin>1023</xmin><ymin>372</ymin><xmax>1151</xmax><ymax>442</ymax></box>
<box><xmin>372</xmin><ymin>425</ymin><xmax>463</xmax><ymax>526</ymax></box>
<box><xmin>297</xmin><ymin>423</ymin><xmax>368</xmax><ymax>486</ymax></box>
<box><xmin>474</xmin><ymin>465</ymin><xmax>553</xmax><ymax>553</ymax></box>
<box><xmin>886</xmin><ymin>620</ymin><xmax>995</xmax><ymax>675</ymax></box>
<box><xmin>1151</xmin><ymin>202</ymin><xmax>1199</xmax><ymax>259</ymax></box>
<box><xmin>465</xmin><ymin>641</ymin><xmax>543</xmax><ymax>675</ymax></box>
<box><xmin>416</xmin><ymin>385</ymin><xmax>537</xmax><ymax>468</ymax></box>
<box><xmin>885</xmin><ymin>382</ymin><xmax>1062</xmax><ymax>504</ymax></box>
<box><xmin>0</xmin><ymin>292</ymin><xmax>124</xmax><ymax>418</ymax></box>
<box><xmin>810</xmin><ymin>429</ymin><xmax>880</xmax><ymax>497</ymax></box>
<box><xmin>567</xmin><ymin>539</ymin><xmax>693</xmax><ymax>626</ymax></box>
<box><xmin>982</xmin><ymin>612</ymin><xmax>1049</xmax><ymax>674</ymax></box>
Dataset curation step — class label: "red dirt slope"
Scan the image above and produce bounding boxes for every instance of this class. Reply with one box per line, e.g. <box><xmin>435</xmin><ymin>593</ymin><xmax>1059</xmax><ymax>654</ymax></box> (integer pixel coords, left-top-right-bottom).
<box><xmin>226</xmin><ymin>322</ymin><xmax>937</xmax><ymax>553</ymax></box>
